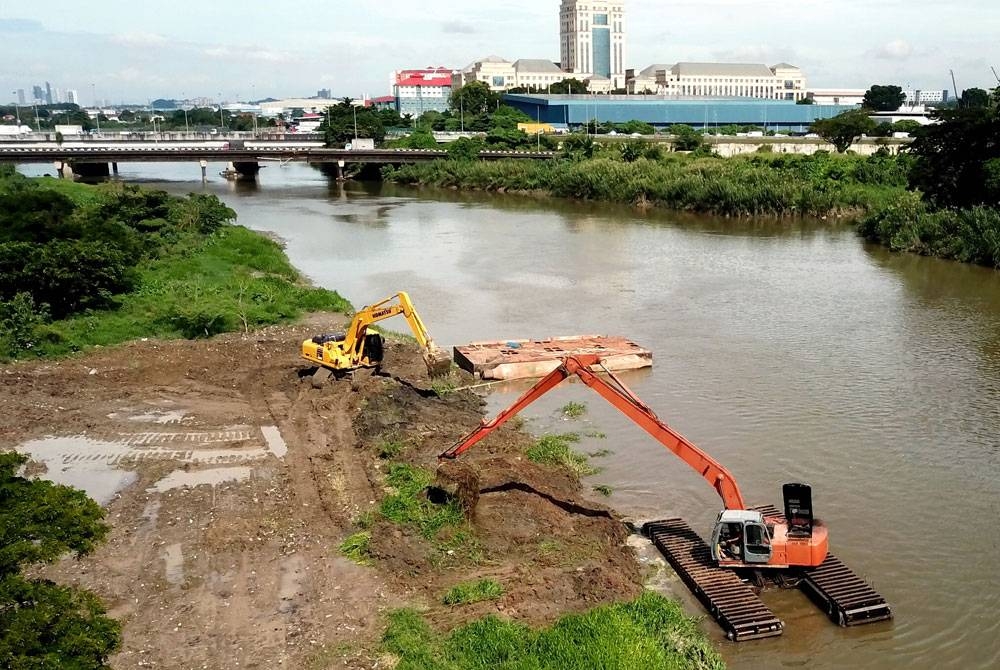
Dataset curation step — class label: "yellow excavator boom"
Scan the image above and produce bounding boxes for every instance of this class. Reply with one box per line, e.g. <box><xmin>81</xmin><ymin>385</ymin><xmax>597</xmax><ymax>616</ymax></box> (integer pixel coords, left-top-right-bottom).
<box><xmin>301</xmin><ymin>292</ymin><xmax>451</xmax><ymax>377</ymax></box>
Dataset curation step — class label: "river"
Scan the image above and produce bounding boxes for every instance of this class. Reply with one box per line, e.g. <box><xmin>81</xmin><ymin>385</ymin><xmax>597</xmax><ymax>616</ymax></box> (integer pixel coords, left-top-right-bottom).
<box><xmin>20</xmin><ymin>162</ymin><xmax>1000</xmax><ymax>668</ymax></box>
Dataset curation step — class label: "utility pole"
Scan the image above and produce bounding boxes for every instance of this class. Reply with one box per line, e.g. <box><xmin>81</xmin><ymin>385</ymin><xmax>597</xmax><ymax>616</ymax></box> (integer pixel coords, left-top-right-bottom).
<box><xmin>219</xmin><ymin>93</ymin><xmax>225</xmax><ymax>129</ymax></box>
<box><xmin>182</xmin><ymin>92</ymin><xmax>189</xmax><ymax>133</ymax></box>
<box><xmin>950</xmin><ymin>70</ymin><xmax>959</xmax><ymax>103</ymax></box>
<box><xmin>353</xmin><ymin>103</ymin><xmax>358</xmax><ymax>139</ymax></box>
<box><xmin>92</xmin><ymin>83</ymin><xmax>100</xmax><ymax>135</ymax></box>
<box><xmin>32</xmin><ymin>103</ymin><xmax>40</xmax><ymax>131</ymax></box>
<box><xmin>10</xmin><ymin>92</ymin><xmax>20</xmax><ymax>126</ymax></box>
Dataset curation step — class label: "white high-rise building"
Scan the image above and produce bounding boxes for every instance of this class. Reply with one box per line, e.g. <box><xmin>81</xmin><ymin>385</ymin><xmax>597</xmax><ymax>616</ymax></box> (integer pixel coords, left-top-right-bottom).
<box><xmin>66</xmin><ymin>89</ymin><xmax>79</xmax><ymax>104</ymax></box>
<box><xmin>559</xmin><ymin>1</ymin><xmax>625</xmax><ymax>89</ymax></box>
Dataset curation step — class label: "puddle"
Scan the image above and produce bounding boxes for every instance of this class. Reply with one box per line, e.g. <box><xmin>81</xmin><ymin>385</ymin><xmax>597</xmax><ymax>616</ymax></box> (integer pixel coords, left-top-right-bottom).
<box><xmin>163</xmin><ymin>543</ymin><xmax>184</xmax><ymax>585</ymax></box>
<box><xmin>17</xmin><ymin>436</ymin><xmax>138</xmax><ymax>505</ymax></box>
<box><xmin>148</xmin><ymin>466</ymin><xmax>253</xmax><ymax>493</ymax></box>
<box><xmin>261</xmin><ymin>426</ymin><xmax>288</xmax><ymax>458</ymax></box>
<box><xmin>128</xmin><ymin>409</ymin><xmax>191</xmax><ymax>425</ymax></box>
<box><xmin>278</xmin><ymin>555</ymin><xmax>305</xmax><ymax>614</ymax></box>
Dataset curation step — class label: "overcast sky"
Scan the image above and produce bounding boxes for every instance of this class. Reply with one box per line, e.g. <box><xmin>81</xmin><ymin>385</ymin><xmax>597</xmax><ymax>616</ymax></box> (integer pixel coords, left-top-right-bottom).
<box><xmin>1</xmin><ymin>0</ymin><xmax>998</xmax><ymax>104</ymax></box>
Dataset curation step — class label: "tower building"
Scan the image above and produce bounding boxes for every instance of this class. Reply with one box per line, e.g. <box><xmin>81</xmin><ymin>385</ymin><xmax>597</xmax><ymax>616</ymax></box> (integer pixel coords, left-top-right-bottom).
<box><xmin>559</xmin><ymin>0</ymin><xmax>625</xmax><ymax>89</ymax></box>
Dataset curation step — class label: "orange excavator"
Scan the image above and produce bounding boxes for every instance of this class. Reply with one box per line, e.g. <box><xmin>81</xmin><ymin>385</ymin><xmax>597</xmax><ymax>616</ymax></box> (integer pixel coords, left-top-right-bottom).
<box><xmin>440</xmin><ymin>354</ymin><xmax>828</xmax><ymax>570</ymax></box>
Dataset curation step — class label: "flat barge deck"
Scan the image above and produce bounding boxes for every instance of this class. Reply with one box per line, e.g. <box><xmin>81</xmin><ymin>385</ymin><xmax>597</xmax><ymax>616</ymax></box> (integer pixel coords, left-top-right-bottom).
<box><xmin>453</xmin><ymin>335</ymin><xmax>652</xmax><ymax>381</ymax></box>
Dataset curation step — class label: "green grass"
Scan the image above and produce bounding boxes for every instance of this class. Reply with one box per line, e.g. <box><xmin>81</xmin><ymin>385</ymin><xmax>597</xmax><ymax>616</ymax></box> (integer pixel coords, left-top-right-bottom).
<box><xmin>23</xmin><ymin>225</ymin><xmax>350</xmax><ymax>357</ymax></box>
<box><xmin>383</xmin><ymin>151</ymin><xmax>910</xmax><ymax>217</ymax></box>
<box><xmin>381</xmin><ymin>591</ymin><xmax>725</xmax><ymax>670</ymax></box>
<box><xmin>380</xmin><ymin>463</ymin><xmax>466</xmax><ymax>540</ymax></box>
<box><xmin>526</xmin><ymin>433</ymin><xmax>599</xmax><ymax>476</ymax></box>
<box><xmin>593</xmin><ymin>485</ymin><xmax>613</xmax><ymax>497</ymax></box>
<box><xmin>338</xmin><ymin>531</ymin><xmax>373</xmax><ymax>566</ymax></box>
<box><xmin>376</xmin><ymin>437</ymin><xmax>408</xmax><ymax>459</ymax></box>
<box><xmin>560</xmin><ymin>401</ymin><xmax>587</xmax><ymax>419</ymax></box>
<box><xmin>442</xmin><ymin>579</ymin><xmax>505</xmax><ymax>606</ymax></box>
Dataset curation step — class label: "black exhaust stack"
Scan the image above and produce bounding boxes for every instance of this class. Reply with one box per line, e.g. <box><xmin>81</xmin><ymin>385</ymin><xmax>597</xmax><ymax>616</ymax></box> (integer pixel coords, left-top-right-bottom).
<box><xmin>782</xmin><ymin>483</ymin><xmax>813</xmax><ymax>537</ymax></box>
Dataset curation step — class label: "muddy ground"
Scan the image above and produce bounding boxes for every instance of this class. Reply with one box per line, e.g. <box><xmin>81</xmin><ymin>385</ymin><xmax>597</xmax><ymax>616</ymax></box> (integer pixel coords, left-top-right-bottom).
<box><xmin>1</xmin><ymin>314</ymin><xmax>642</xmax><ymax>669</ymax></box>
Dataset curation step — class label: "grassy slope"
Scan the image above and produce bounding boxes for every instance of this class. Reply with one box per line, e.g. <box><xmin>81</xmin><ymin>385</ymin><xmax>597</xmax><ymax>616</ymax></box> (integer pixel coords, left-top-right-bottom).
<box><xmin>382</xmin><ymin>592</ymin><xmax>725</xmax><ymax>670</ymax></box>
<box><xmin>9</xmin><ymin>179</ymin><xmax>349</xmax><ymax>359</ymax></box>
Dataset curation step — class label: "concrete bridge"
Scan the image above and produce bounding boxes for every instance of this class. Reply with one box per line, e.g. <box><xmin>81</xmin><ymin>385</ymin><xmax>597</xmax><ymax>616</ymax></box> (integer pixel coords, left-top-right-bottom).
<box><xmin>0</xmin><ymin>140</ymin><xmax>556</xmax><ymax>180</ymax></box>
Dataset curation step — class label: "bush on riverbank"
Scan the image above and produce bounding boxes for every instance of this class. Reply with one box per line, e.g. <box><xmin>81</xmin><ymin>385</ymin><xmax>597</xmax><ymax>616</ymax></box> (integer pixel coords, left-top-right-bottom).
<box><xmin>0</xmin><ymin>172</ymin><xmax>349</xmax><ymax>360</ymax></box>
<box><xmin>381</xmin><ymin>591</ymin><xmax>725</xmax><ymax>670</ymax></box>
<box><xmin>859</xmin><ymin>195</ymin><xmax>1000</xmax><ymax>268</ymax></box>
<box><xmin>382</xmin><ymin>151</ymin><xmax>909</xmax><ymax>217</ymax></box>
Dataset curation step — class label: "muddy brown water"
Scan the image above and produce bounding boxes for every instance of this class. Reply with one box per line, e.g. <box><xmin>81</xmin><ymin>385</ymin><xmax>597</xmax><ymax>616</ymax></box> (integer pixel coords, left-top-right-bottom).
<box><xmin>18</xmin><ymin>162</ymin><xmax>1000</xmax><ymax>668</ymax></box>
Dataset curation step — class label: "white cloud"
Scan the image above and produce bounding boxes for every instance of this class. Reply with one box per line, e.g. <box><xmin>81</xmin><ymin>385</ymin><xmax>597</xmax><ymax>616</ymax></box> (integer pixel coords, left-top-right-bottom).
<box><xmin>872</xmin><ymin>39</ymin><xmax>914</xmax><ymax>60</ymax></box>
<box><xmin>111</xmin><ymin>31</ymin><xmax>168</xmax><ymax>47</ymax></box>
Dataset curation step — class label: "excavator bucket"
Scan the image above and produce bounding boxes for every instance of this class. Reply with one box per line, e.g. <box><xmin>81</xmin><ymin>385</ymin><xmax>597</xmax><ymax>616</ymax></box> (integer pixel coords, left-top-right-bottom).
<box><xmin>423</xmin><ymin>346</ymin><xmax>452</xmax><ymax>377</ymax></box>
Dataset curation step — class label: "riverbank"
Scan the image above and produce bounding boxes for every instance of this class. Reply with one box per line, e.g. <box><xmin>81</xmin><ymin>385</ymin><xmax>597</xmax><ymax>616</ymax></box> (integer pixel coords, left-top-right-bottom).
<box><xmin>382</xmin><ymin>151</ymin><xmax>910</xmax><ymax>218</ymax></box>
<box><xmin>0</xmin><ymin>171</ymin><xmax>350</xmax><ymax>360</ymax></box>
<box><xmin>2</xmin><ymin>322</ymin><xmax>724</xmax><ymax>669</ymax></box>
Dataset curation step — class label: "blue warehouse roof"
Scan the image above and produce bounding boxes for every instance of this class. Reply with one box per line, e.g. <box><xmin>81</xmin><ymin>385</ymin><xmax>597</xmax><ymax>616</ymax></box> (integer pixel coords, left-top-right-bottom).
<box><xmin>502</xmin><ymin>94</ymin><xmax>858</xmax><ymax>130</ymax></box>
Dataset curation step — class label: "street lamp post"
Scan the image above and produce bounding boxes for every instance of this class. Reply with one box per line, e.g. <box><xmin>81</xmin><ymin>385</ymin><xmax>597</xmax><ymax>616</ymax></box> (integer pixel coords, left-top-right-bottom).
<box><xmin>32</xmin><ymin>104</ymin><xmax>40</xmax><ymax>132</ymax></box>
<box><xmin>353</xmin><ymin>104</ymin><xmax>358</xmax><ymax>139</ymax></box>
<box><xmin>218</xmin><ymin>93</ymin><xmax>224</xmax><ymax>130</ymax></box>
<box><xmin>91</xmin><ymin>83</ymin><xmax>100</xmax><ymax>135</ymax></box>
<box><xmin>10</xmin><ymin>92</ymin><xmax>20</xmax><ymax>126</ymax></box>
<box><xmin>182</xmin><ymin>92</ymin><xmax>189</xmax><ymax>133</ymax></box>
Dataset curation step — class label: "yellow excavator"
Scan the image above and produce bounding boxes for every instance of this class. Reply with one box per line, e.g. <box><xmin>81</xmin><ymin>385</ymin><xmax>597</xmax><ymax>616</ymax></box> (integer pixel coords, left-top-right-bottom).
<box><xmin>302</xmin><ymin>292</ymin><xmax>451</xmax><ymax>385</ymax></box>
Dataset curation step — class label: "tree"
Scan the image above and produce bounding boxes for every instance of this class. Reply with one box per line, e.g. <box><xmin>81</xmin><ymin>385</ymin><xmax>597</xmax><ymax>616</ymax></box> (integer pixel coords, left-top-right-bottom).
<box><xmin>909</xmin><ymin>105</ymin><xmax>1000</xmax><ymax>208</ymax></box>
<box><xmin>449</xmin><ymin>81</ymin><xmax>500</xmax><ymax>117</ymax></box>
<box><xmin>548</xmin><ymin>78</ymin><xmax>589</xmax><ymax>95</ymax></box>
<box><xmin>319</xmin><ymin>100</ymin><xmax>386</xmax><ymax>147</ymax></box>
<box><xmin>0</xmin><ymin>452</ymin><xmax>120</xmax><ymax>668</ymax></box>
<box><xmin>960</xmin><ymin>88</ymin><xmax>990</xmax><ymax>109</ymax></box>
<box><xmin>890</xmin><ymin>119</ymin><xmax>923</xmax><ymax>135</ymax></box>
<box><xmin>863</xmin><ymin>85</ymin><xmax>906</xmax><ymax>111</ymax></box>
<box><xmin>618</xmin><ymin>120</ymin><xmax>656</xmax><ymax>135</ymax></box>
<box><xmin>667</xmin><ymin>124</ymin><xmax>704</xmax><ymax>151</ymax></box>
<box><xmin>796</xmin><ymin>97</ymin><xmax>815</xmax><ymax>105</ymax></box>
<box><xmin>809</xmin><ymin>110</ymin><xmax>876</xmax><ymax>152</ymax></box>
<box><xmin>447</xmin><ymin>137</ymin><xmax>485</xmax><ymax>161</ymax></box>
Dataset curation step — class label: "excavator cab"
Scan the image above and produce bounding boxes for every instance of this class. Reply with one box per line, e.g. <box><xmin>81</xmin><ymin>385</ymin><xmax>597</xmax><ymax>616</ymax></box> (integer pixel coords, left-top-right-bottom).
<box><xmin>710</xmin><ymin>510</ymin><xmax>773</xmax><ymax>565</ymax></box>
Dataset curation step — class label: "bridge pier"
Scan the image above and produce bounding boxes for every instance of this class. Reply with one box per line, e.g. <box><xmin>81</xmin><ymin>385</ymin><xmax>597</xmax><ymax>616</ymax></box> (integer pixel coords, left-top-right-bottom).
<box><xmin>112</xmin><ymin>162</ymin><xmax>119</xmax><ymax>176</ymax></box>
<box><xmin>233</xmin><ymin>161</ymin><xmax>260</xmax><ymax>181</ymax></box>
<box><xmin>200</xmin><ymin>160</ymin><xmax>208</xmax><ymax>182</ymax></box>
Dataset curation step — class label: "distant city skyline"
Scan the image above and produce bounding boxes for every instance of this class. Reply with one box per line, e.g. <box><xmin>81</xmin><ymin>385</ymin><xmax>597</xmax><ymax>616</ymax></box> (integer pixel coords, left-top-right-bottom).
<box><xmin>1</xmin><ymin>1</ymin><xmax>998</xmax><ymax>104</ymax></box>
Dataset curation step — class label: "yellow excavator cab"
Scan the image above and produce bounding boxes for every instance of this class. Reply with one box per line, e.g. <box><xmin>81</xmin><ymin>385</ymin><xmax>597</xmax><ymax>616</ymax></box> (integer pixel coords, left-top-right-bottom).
<box><xmin>302</xmin><ymin>292</ymin><xmax>451</xmax><ymax>379</ymax></box>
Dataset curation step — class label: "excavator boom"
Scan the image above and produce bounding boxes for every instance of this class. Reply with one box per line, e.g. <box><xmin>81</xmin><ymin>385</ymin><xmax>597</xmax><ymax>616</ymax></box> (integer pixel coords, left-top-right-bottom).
<box><xmin>440</xmin><ymin>355</ymin><xmax>746</xmax><ymax>510</ymax></box>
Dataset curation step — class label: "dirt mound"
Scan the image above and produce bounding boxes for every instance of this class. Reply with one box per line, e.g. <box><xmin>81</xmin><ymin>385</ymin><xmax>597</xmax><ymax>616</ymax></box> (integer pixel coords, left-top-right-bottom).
<box><xmin>1</xmin><ymin>316</ymin><xmax>641</xmax><ymax>668</ymax></box>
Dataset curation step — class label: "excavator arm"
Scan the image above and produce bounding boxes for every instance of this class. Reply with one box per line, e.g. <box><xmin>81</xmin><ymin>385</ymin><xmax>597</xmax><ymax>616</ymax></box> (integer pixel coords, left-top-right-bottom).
<box><xmin>439</xmin><ymin>355</ymin><xmax>747</xmax><ymax>510</ymax></box>
<box><xmin>342</xmin><ymin>292</ymin><xmax>450</xmax><ymax>376</ymax></box>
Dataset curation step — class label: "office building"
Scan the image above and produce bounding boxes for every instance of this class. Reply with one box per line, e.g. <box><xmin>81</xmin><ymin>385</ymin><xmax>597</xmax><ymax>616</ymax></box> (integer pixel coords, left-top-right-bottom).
<box><xmin>392</xmin><ymin>67</ymin><xmax>456</xmax><ymax>116</ymax></box>
<box><xmin>16</xmin><ymin>89</ymin><xmax>25</xmax><ymax>105</ymax></box>
<box><xmin>626</xmin><ymin>62</ymin><xmax>807</xmax><ymax>100</ymax></box>
<box><xmin>457</xmin><ymin>57</ymin><xmax>583</xmax><ymax>92</ymax></box>
<box><xmin>32</xmin><ymin>85</ymin><xmax>44</xmax><ymax>103</ymax></box>
<box><xmin>45</xmin><ymin>82</ymin><xmax>52</xmax><ymax>105</ymax></box>
<box><xmin>559</xmin><ymin>1</ymin><xmax>626</xmax><ymax>89</ymax></box>
<box><xmin>66</xmin><ymin>89</ymin><xmax>79</xmax><ymax>105</ymax></box>
<box><xmin>503</xmin><ymin>93</ymin><xmax>854</xmax><ymax>132</ymax></box>
<box><xmin>317</xmin><ymin>88</ymin><xmax>332</xmax><ymax>99</ymax></box>
<box><xmin>806</xmin><ymin>89</ymin><xmax>865</xmax><ymax>106</ymax></box>
<box><xmin>904</xmin><ymin>89</ymin><xmax>948</xmax><ymax>105</ymax></box>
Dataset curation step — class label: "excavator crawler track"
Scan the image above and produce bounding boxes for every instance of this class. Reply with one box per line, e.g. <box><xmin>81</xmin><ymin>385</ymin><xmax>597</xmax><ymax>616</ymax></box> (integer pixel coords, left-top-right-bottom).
<box><xmin>644</xmin><ymin>518</ymin><xmax>784</xmax><ymax>641</ymax></box>
<box><xmin>752</xmin><ymin>505</ymin><xmax>893</xmax><ymax>627</ymax></box>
